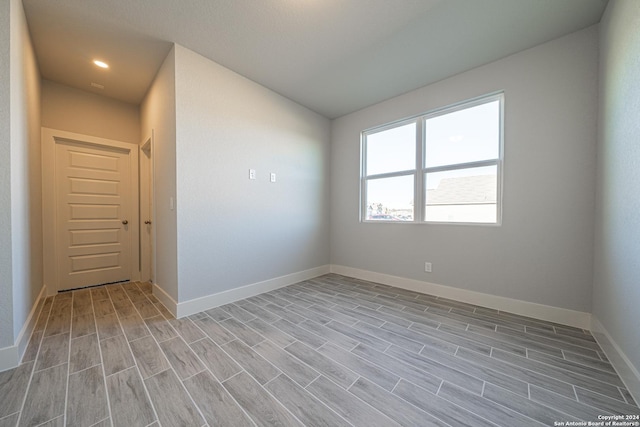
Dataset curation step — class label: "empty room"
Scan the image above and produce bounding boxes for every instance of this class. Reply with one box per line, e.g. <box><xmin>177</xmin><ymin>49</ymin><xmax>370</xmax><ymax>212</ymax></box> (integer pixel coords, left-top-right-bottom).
<box><xmin>1</xmin><ymin>0</ymin><xmax>639</xmax><ymax>426</ymax></box>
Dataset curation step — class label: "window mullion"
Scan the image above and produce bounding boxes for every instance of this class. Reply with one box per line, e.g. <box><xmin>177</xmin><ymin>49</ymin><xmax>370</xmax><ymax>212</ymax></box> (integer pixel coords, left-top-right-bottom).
<box><xmin>365</xmin><ymin>170</ymin><xmax>416</xmax><ymax>180</ymax></box>
<box><xmin>424</xmin><ymin>159</ymin><xmax>499</xmax><ymax>174</ymax></box>
<box><xmin>359</xmin><ymin>133</ymin><xmax>368</xmax><ymax>221</ymax></box>
<box><xmin>415</xmin><ymin>119</ymin><xmax>424</xmax><ymax>222</ymax></box>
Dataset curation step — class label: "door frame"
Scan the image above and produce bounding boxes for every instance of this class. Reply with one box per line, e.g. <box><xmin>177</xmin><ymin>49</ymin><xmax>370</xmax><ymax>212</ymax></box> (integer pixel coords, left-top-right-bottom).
<box><xmin>140</xmin><ymin>131</ymin><xmax>156</xmax><ymax>283</ymax></box>
<box><xmin>42</xmin><ymin>127</ymin><xmax>140</xmax><ymax>296</ymax></box>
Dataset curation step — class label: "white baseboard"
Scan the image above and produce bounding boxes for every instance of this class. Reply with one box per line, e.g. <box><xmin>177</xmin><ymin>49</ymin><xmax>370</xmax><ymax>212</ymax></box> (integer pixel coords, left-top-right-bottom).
<box><xmin>0</xmin><ymin>284</ymin><xmax>47</xmax><ymax>372</ymax></box>
<box><xmin>330</xmin><ymin>265</ymin><xmax>591</xmax><ymax>330</ymax></box>
<box><xmin>173</xmin><ymin>265</ymin><xmax>331</xmax><ymax>318</ymax></box>
<box><xmin>17</xmin><ymin>284</ymin><xmax>47</xmax><ymax>361</ymax></box>
<box><xmin>591</xmin><ymin>316</ymin><xmax>640</xmax><ymax>404</ymax></box>
<box><xmin>154</xmin><ymin>263</ymin><xmax>590</xmax><ymax>329</ymax></box>
<box><xmin>152</xmin><ymin>282</ymin><xmax>179</xmax><ymax>318</ymax></box>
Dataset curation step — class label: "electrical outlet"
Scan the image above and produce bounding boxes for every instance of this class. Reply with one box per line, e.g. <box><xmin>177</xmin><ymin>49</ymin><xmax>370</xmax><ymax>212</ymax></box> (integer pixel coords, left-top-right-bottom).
<box><xmin>249</xmin><ymin>169</ymin><xmax>256</xmax><ymax>180</ymax></box>
<box><xmin>424</xmin><ymin>262</ymin><xmax>432</xmax><ymax>273</ymax></box>
<box><xmin>270</xmin><ymin>173</ymin><xmax>276</xmax><ymax>182</ymax></box>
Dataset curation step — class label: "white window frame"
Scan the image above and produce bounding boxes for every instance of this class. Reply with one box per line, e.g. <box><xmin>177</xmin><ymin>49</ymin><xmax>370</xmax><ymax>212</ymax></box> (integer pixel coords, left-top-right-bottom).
<box><xmin>360</xmin><ymin>92</ymin><xmax>504</xmax><ymax>225</ymax></box>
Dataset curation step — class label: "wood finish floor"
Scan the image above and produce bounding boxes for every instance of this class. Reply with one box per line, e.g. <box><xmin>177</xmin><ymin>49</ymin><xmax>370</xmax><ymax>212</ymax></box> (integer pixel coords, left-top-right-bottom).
<box><xmin>0</xmin><ymin>274</ymin><xmax>638</xmax><ymax>426</ymax></box>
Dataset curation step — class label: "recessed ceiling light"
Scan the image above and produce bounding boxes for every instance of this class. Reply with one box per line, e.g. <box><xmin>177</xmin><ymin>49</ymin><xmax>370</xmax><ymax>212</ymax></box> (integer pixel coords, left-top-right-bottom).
<box><xmin>93</xmin><ymin>60</ymin><xmax>109</xmax><ymax>69</ymax></box>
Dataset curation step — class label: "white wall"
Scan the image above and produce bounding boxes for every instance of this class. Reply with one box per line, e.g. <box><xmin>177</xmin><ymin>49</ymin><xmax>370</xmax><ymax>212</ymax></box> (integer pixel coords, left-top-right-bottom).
<box><xmin>41</xmin><ymin>80</ymin><xmax>140</xmax><ymax>144</ymax></box>
<box><xmin>331</xmin><ymin>27</ymin><xmax>598</xmax><ymax>312</ymax></box>
<box><xmin>10</xmin><ymin>0</ymin><xmax>42</xmax><ymax>344</ymax></box>
<box><xmin>141</xmin><ymin>47</ymin><xmax>178</xmax><ymax>301</ymax></box>
<box><xmin>0</xmin><ymin>0</ymin><xmax>42</xmax><ymax>351</ymax></box>
<box><xmin>173</xmin><ymin>45</ymin><xmax>331</xmax><ymax>302</ymax></box>
<box><xmin>0</xmin><ymin>0</ymin><xmax>13</xmax><ymax>349</ymax></box>
<box><xmin>593</xmin><ymin>0</ymin><xmax>640</xmax><ymax>385</ymax></box>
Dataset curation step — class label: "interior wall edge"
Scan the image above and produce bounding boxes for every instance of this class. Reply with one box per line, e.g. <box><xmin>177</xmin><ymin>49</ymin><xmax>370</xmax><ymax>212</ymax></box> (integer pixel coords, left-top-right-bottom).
<box><xmin>152</xmin><ymin>281</ymin><xmax>178</xmax><ymax>318</ymax></box>
<box><xmin>0</xmin><ymin>283</ymin><xmax>45</xmax><ymax>372</ymax></box>
<box><xmin>16</xmin><ymin>283</ymin><xmax>46</xmax><ymax>361</ymax></box>
<box><xmin>591</xmin><ymin>315</ymin><xmax>640</xmax><ymax>405</ymax></box>
<box><xmin>0</xmin><ymin>0</ymin><xmax>14</xmax><ymax>351</ymax></box>
<box><xmin>330</xmin><ymin>264</ymin><xmax>592</xmax><ymax>330</ymax></box>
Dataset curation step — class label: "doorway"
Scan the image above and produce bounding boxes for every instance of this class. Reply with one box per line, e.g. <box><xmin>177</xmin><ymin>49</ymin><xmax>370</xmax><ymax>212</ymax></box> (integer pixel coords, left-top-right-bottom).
<box><xmin>42</xmin><ymin>128</ymin><xmax>140</xmax><ymax>294</ymax></box>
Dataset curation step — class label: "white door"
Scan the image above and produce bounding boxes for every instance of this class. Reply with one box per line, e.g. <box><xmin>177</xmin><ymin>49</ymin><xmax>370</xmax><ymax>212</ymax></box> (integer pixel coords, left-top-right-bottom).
<box><xmin>56</xmin><ymin>141</ymin><xmax>132</xmax><ymax>290</ymax></box>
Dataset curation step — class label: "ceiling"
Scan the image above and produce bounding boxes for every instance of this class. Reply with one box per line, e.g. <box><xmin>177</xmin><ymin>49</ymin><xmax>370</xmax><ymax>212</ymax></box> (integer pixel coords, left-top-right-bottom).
<box><xmin>22</xmin><ymin>0</ymin><xmax>608</xmax><ymax>119</ymax></box>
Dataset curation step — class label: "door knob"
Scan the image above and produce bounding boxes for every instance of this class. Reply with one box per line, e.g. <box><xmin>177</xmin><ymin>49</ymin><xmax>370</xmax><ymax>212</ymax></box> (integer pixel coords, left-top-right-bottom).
<box><xmin>144</xmin><ymin>220</ymin><xmax>152</xmax><ymax>225</ymax></box>
<box><xmin>122</xmin><ymin>220</ymin><xmax>128</xmax><ymax>225</ymax></box>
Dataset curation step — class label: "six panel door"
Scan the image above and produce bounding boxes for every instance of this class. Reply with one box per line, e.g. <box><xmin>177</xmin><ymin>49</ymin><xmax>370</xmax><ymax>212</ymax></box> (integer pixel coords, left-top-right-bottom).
<box><xmin>56</xmin><ymin>140</ymin><xmax>132</xmax><ymax>290</ymax></box>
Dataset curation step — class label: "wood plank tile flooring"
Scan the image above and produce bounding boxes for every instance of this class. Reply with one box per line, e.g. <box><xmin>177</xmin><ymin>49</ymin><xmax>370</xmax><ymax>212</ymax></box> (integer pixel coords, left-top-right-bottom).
<box><xmin>1</xmin><ymin>274</ymin><xmax>638</xmax><ymax>426</ymax></box>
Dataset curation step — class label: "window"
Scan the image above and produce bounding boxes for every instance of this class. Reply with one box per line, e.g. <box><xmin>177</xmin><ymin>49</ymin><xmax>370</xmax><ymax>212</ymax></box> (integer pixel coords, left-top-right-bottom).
<box><xmin>361</xmin><ymin>93</ymin><xmax>503</xmax><ymax>224</ymax></box>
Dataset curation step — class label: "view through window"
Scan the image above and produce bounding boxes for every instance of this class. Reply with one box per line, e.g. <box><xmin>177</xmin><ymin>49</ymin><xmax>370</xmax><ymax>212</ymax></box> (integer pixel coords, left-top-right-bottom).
<box><xmin>361</xmin><ymin>93</ymin><xmax>503</xmax><ymax>224</ymax></box>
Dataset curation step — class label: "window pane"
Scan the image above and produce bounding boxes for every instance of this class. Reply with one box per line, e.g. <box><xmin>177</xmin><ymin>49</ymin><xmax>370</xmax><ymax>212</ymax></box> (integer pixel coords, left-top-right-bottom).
<box><xmin>424</xmin><ymin>100</ymin><xmax>499</xmax><ymax>168</ymax></box>
<box><xmin>366</xmin><ymin>175</ymin><xmax>414</xmax><ymax>221</ymax></box>
<box><xmin>366</xmin><ymin>122</ymin><xmax>416</xmax><ymax>175</ymax></box>
<box><xmin>425</xmin><ymin>165</ymin><xmax>497</xmax><ymax>223</ymax></box>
